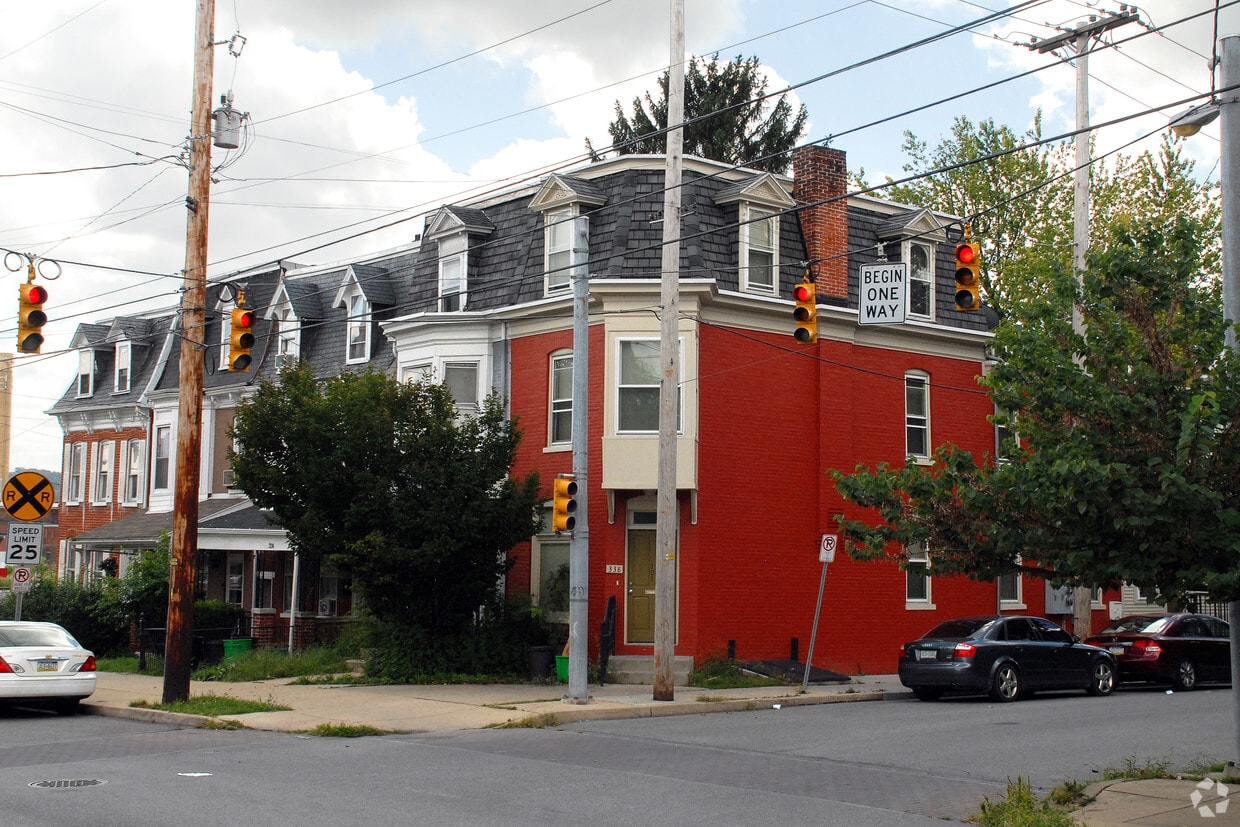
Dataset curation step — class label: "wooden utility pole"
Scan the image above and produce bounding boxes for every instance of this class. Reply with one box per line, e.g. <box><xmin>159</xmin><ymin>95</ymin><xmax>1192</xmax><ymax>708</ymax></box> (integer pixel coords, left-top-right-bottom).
<box><xmin>653</xmin><ymin>0</ymin><xmax>685</xmax><ymax>701</ymax></box>
<box><xmin>163</xmin><ymin>0</ymin><xmax>215</xmax><ymax>704</ymax></box>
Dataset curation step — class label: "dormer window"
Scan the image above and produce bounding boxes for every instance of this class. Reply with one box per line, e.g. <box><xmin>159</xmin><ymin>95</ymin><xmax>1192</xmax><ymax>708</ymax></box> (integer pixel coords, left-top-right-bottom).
<box><xmin>438</xmin><ymin>235</ymin><xmax>466</xmax><ymax>312</ymax></box>
<box><xmin>347</xmin><ymin>291</ymin><xmax>369</xmax><ymax>362</ymax></box>
<box><xmin>906</xmin><ymin>240</ymin><xmax>933</xmax><ymax>318</ymax></box>
<box><xmin>277</xmin><ymin>308</ymin><xmax>300</xmax><ymax>367</ymax></box>
<box><xmin>114</xmin><ymin>341</ymin><xmax>131</xmax><ymax>393</ymax></box>
<box><xmin>219</xmin><ymin>304</ymin><xmax>233</xmax><ymax>370</ymax></box>
<box><xmin>77</xmin><ymin>350</ymin><xmax>94</xmax><ymax>397</ymax></box>
<box><xmin>741</xmin><ymin>205</ymin><xmax>778</xmax><ymax>294</ymax></box>
<box><xmin>545</xmin><ymin>209</ymin><xmax>588</xmax><ymax>294</ymax></box>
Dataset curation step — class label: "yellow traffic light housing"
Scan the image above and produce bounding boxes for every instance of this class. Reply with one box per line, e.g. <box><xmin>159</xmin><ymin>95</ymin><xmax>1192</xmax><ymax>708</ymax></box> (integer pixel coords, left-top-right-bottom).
<box><xmin>229</xmin><ymin>306</ymin><xmax>255</xmax><ymax>371</ymax></box>
<box><xmin>793</xmin><ymin>277</ymin><xmax>817</xmax><ymax>343</ymax></box>
<box><xmin>954</xmin><ymin>241</ymin><xmax>981</xmax><ymax>311</ymax></box>
<box><xmin>552</xmin><ymin>474</ymin><xmax>578</xmax><ymax>533</ymax></box>
<box><xmin>17</xmin><ymin>281</ymin><xmax>48</xmax><ymax>353</ymax></box>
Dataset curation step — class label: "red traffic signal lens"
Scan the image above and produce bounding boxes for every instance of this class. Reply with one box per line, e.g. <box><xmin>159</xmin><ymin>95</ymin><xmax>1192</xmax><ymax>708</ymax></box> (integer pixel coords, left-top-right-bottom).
<box><xmin>23</xmin><ymin>284</ymin><xmax>47</xmax><ymax>304</ymax></box>
<box><xmin>955</xmin><ymin>244</ymin><xmax>976</xmax><ymax>265</ymax></box>
<box><xmin>792</xmin><ymin>284</ymin><xmax>812</xmax><ymax>302</ymax></box>
<box><xmin>235</xmin><ymin>310</ymin><xmax>255</xmax><ymax>329</ymax></box>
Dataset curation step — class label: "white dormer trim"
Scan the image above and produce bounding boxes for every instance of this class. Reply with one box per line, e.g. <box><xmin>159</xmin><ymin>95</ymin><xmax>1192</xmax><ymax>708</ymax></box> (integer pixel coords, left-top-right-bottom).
<box><xmin>529</xmin><ymin>174</ymin><xmax>607</xmax><ymax>212</ymax></box>
<box><xmin>266</xmin><ymin>282</ymin><xmax>301</xmax><ymax>368</ymax></box>
<box><xmin>712</xmin><ymin>172</ymin><xmax>795</xmax><ymax>210</ymax></box>
<box><xmin>875</xmin><ymin>208</ymin><xmax>950</xmax><ymax>245</ymax></box>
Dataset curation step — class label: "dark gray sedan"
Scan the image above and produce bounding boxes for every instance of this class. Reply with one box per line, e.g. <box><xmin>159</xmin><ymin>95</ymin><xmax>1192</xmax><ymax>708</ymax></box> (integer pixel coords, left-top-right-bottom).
<box><xmin>899</xmin><ymin>615</ymin><xmax>1117</xmax><ymax>702</ymax></box>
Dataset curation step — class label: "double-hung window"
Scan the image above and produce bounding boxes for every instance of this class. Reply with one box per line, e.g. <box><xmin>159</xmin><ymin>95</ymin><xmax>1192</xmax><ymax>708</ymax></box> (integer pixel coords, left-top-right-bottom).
<box><xmin>443</xmin><ymin>362</ymin><xmax>479</xmax><ymax>412</ymax></box>
<box><xmin>114</xmin><ymin>341</ymin><xmax>131</xmax><ymax>393</ymax></box>
<box><xmin>545</xmin><ymin>210</ymin><xmax>588</xmax><ymax>294</ymax></box>
<box><xmin>742</xmin><ymin>206</ymin><xmax>778</xmax><ymax>294</ymax></box>
<box><xmin>617</xmin><ymin>339</ymin><xmax>682</xmax><ymax>433</ymax></box>
<box><xmin>277</xmin><ymin>308</ymin><xmax>299</xmax><ymax>367</ymax></box>
<box><xmin>65</xmin><ymin>443</ymin><xmax>86</xmax><ymax>504</ymax></box>
<box><xmin>347</xmin><ymin>293</ymin><xmax>369</xmax><ymax>362</ymax></box>
<box><xmin>77</xmin><ymin>351</ymin><xmax>94</xmax><ymax>397</ymax></box>
<box><xmin>121</xmin><ymin>438</ymin><xmax>145</xmax><ymax>505</ymax></box>
<box><xmin>907</xmin><ymin>241</ymin><xmax>933</xmax><ymax>317</ymax></box>
<box><xmin>905</xmin><ymin>372</ymin><xmax>929</xmax><ymax>459</ymax></box>
<box><xmin>905</xmin><ymin>541</ymin><xmax>931</xmax><ymax>605</ymax></box>
<box><xmin>550</xmin><ymin>353</ymin><xmax>573</xmax><ymax>444</ymax></box>
<box><xmin>153</xmin><ymin>425</ymin><xmax>171</xmax><ymax>491</ymax></box>
<box><xmin>92</xmin><ymin>440</ymin><xmax>114</xmax><ymax>505</ymax></box>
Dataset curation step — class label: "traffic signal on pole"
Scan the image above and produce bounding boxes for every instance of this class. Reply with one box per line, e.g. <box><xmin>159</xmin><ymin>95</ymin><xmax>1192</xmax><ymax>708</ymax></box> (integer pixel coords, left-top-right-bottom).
<box><xmin>552</xmin><ymin>474</ymin><xmax>578</xmax><ymax>533</ymax></box>
<box><xmin>229</xmin><ymin>306</ymin><xmax>255</xmax><ymax>371</ymax></box>
<box><xmin>17</xmin><ymin>281</ymin><xmax>48</xmax><ymax>353</ymax></box>
<box><xmin>793</xmin><ymin>278</ymin><xmax>817</xmax><ymax>343</ymax></box>
<box><xmin>954</xmin><ymin>242</ymin><xmax>981</xmax><ymax>311</ymax></box>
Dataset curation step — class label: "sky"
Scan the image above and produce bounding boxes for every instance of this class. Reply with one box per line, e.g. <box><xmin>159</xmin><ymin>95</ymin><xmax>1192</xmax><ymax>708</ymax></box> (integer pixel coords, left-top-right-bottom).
<box><xmin>0</xmin><ymin>0</ymin><xmax>1232</xmax><ymax>472</ymax></box>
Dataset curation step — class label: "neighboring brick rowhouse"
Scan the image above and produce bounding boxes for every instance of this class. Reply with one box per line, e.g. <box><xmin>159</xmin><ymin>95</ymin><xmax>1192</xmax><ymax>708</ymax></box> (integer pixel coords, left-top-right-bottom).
<box><xmin>793</xmin><ymin>145</ymin><xmax>848</xmax><ymax>300</ymax></box>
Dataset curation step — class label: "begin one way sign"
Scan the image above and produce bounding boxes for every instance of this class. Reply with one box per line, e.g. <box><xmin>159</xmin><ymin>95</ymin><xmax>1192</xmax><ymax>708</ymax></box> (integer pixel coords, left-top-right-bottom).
<box><xmin>858</xmin><ymin>262</ymin><xmax>908</xmax><ymax>325</ymax></box>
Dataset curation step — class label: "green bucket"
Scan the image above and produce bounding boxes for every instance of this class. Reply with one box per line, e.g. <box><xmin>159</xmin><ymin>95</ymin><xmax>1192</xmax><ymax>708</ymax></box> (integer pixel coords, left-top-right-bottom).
<box><xmin>222</xmin><ymin>638</ymin><xmax>252</xmax><ymax>659</ymax></box>
<box><xmin>555</xmin><ymin>655</ymin><xmax>569</xmax><ymax>682</ymax></box>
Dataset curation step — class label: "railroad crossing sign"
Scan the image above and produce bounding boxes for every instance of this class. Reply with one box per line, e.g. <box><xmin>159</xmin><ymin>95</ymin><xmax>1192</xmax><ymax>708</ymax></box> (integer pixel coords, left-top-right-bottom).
<box><xmin>3</xmin><ymin>471</ymin><xmax>54</xmax><ymax>522</ymax></box>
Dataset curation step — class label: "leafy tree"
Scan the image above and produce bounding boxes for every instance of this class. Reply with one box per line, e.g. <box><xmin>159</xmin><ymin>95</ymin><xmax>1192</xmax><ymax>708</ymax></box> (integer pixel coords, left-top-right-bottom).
<box><xmin>833</xmin><ymin>214</ymin><xmax>1240</xmax><ymax>604</ymax></box>
<box><xmin>590</xmin><ymin>54</ymin><xmax>807</xmax><ymax>173</ymax></box>
<box><xmin>230</xmin><ymin>365</ymin><xmax>542</xmax><ymax>649</ymax></box>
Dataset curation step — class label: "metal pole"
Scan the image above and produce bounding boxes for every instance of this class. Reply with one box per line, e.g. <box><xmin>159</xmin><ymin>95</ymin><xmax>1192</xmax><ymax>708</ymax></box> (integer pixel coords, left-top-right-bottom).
<box><xmin>288</xmin><ymin>551</ymin><xmax>300</xmax><ymax>655</ymax></box>
<box><xmin>1218</xmin><ymin>34</ymin><xmax>1240</xmax><ymax>770</ymax></box>
<box><xmin>653</xmin><ymin>0</ymin><xmax>685</xmax><ymax>702</ymax></box>
<box><xmin>801</xmin><ymin>562</ymin><xmax>828</xmax><ymax>693</ymax></box>
<box><xmin>566</xmin><ymin>222</ymin><xmax>590</xmax><ymax>701</ymax></box>
<box><xmin>163</xmin><ymin>0</ymin><xmax>214</xmax><ymax>704</ymax></box>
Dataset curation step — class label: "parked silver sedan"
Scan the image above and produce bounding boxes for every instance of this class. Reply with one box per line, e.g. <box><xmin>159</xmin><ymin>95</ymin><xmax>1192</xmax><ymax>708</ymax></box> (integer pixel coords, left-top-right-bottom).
<box><xmin>0</xmin><ymin>621</ymin><xmax>97</xmax><ymax>714</ymax></box>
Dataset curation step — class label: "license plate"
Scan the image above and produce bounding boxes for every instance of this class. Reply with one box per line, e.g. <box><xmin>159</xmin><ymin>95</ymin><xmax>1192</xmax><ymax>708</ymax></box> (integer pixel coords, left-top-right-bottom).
<box><xmin>915</xmin><ymin>649</ymin><xmax>937</xmax><ymax>662</ymax></box>
<box><xmin>36</xmin><ymin>660</ymin><xmax>58</xmax><ymax>672</ymax></box>
<box><xmin>1108</xmin><ymin>646</ymin><xmax>1125</xmax><ymax>656</ymax></box>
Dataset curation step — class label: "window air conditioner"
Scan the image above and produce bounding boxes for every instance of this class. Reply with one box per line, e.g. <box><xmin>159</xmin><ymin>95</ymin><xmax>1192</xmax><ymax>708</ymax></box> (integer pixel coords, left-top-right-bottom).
<box><xmin>318</xmin><ymin>598</ymin><xmax>337</xmax><ymax>616</ymax></box>
<box><xmin>222</xmin><ymin>469</ymin><xmax>236</xmax><ymax>487</ymax></box>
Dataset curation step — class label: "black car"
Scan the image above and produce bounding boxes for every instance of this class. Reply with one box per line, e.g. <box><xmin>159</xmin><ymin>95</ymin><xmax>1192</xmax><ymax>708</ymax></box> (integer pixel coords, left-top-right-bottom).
<box><xmin>899</xmin><ymin>615</ymin><xmax>1117</xmax><ymax>702</ymax></box>
<box><xmin>1086</xmin><ymin>613</ymin><xmax>1231</xmax><ymax>690</ymax></box>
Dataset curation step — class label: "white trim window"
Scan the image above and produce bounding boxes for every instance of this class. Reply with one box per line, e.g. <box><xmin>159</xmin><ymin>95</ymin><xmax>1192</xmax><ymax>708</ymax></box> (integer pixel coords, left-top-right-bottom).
<box><xmin>219</xmin><ymin>308</ymin><xmax>233</xmax><ymax>370</ymax></box>
<box><xmin>347</xmin><ymin>292</ymin><xmax>369</xmax><ymax>363</ymax></box>
<box><xmin>545</xmin><ymin>210</ymin><xmax>588</xmax><ymax>294</ymax></box>
<box><xmin>277</xmin><ymin>308</ymin><xmax>300</xmax><ymax>368</ymax></box>
<box><xmin>121</xmin><ymin>438</ymin><xmax>146</xmax><ymax>506</ymax></box>
<box><xmin>114</xmin><ymin>341</ymin><xmax>131</xmax><ymax>394</ymax></box>
<box><xmin>550</xmin><ymin>352</ymin><xmax>573</xmax><ymax>445</ymax></box>
<box><xmin>65</xmin><ymin>442</ymin><xmax>86</xmax><ymax>505</ymax></box>
<box><xmin>741</xmin><ymin>205</ymin><xmax>778</xmax><ymax>295</ymax></box>
<box><xmin>906</xmin><ymin>240</ymin><xmax>933</xmax><ymax>317</ymax></box>
<box><xmin>91</xmin><ymin>440</ymin><xmax>114</xmax><ymax>506</ymax></box>
<box><xmin>153</xmin><ymin>425</ymin><xmax>171</xmax><ymax>491</ymax></box>
<box><xmin>443</xmin><ymin>362</ymin><xmax>479</xmax><ymax>412</ymax></box>
<box><xmin>77</xmin><ymin>350</ymin><xmax>94</xmax><ymax>397</ymax></box>
<box><xmin>905</xmin><ymin>541</ymin><xmax>933</xmax><ymax>607</ymax></box>
<box><xmin>905</xmin><ymin>372</ymin><xmax>930</xmax><ymax>459</ymax></box>
<box><xmin>617</xmin><ymin>338</ymin><xmax>683</xmax><ymax>433</ymax></box>
<box><xmin>998</xmin><ymin>560</ymin><xmax>1024</xmax><ymax>608</ymax></box>
<box><xmin>438</xmin><ymin>233</ymin><xmax>467</xmax><ymax>312</ymax></box>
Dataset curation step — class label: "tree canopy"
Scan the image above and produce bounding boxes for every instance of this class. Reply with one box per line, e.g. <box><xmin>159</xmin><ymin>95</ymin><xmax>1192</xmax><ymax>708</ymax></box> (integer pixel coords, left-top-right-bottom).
<box><xmin>230</xmin><ymin>366</ymin><xmax>542</xmax><ymax>636</ymax></box>
<box><xmin>833</xmin><ymin>213</ymin><xmax>1240</xmax><ymax>604</ymax></box>
<box><xmin>591</xmin><ymin>54</ymin><xmax>807</xmax><ymax>173</ymax></box>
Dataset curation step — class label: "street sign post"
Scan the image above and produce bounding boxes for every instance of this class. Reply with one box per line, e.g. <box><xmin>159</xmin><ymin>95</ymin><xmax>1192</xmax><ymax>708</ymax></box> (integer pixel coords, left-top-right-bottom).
<box><xmin>858</xmin><ymin>262</ymin><xmax>908</xmax><ymax>325</ymax></box>
<box><xmin>804</xmin><ymin>534</ymin><xmax>841</xmax><ymax>692</ymax></box>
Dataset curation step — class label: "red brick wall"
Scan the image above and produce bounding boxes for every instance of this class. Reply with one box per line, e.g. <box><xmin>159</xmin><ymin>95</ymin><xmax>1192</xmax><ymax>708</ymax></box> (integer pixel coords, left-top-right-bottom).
<box><xmin>58</xmin><ymin>427</ymin><xmax>149</xmax><ymax>542</ymax></box>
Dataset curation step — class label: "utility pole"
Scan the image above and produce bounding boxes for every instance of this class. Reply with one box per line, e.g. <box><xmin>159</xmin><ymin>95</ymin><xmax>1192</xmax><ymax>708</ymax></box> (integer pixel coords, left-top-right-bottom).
<box><xmin>163</xmin><ymin>0</ymin><xmax>215</xmax><ymax>704</ymax></box>
<box><xmin>1030</xmin><ymin>7</ymin><xmax>1137</xmax><ymax>640</ymax></box>
<box><xmin>653</xmin><ymin>0</ymin><xmax>685</xmax><ymax>701</ymax></box>
<box><xmin>565</xmin><ymin>216</ymin><xmax>590</xmax><ymax>701</ymax></box>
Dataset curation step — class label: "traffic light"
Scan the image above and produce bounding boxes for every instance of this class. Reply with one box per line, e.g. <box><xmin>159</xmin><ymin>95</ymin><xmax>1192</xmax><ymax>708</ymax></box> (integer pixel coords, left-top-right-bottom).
<box><xmin>17</xmin><ymin>281</ymin><xmax>48</xmax><ymax>353</ymax></box>
<box><xmin>229</xmin><ymin>306</ymin><xmax>255</xmax><ymax>371</ymax></box>
<box><xmin>793</xmin><ymin>278</ymin><xmax>817</xmax><ymax>343</ymax></box>
<box><xmin>551</xmin><ymin>474</ymin><xmax>578</xmax><ymax>533</ymax></box>
<box><xmin>954</xmin><ymin>242</ymin><xmax>981</xmax><ymax>311</ymax></box>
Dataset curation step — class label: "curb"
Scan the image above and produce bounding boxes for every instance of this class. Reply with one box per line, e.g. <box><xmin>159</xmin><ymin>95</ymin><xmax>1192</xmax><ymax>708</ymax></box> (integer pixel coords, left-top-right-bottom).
<box><xmin>83</xmin><ymin>702</ymin><xmax>212</xmax><ymax>728</ymax></box>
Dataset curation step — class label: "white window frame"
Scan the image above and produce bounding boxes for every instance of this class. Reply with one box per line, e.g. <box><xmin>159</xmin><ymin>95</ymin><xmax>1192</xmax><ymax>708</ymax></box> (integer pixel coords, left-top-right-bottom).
<box><xmin>545</xmin><ymin>210</ymin><xmax>588</xmax><ymax>294</ymax></box>
<box><xmin>91</xmin><ymin>440</ymin><xmax>114</xmax><ymax>506</ymax></box>
<box><xmin>439</xmin><ymin>253</ymin><xmax>465</xmax><ymax>312</ymax></box>
<box><xmin>277</xmin><ymin>308</ymin><xmax>300</xmax><ymax>368</ymax></box>
<box><xmin>153</xmin><ymin>424</ymin><xmax>171</xmax><ymax>491</ymax></box>
<box><xmin>616</xmin><ymin>338</ymin><xmax>684</xmax><ymax>434</ymax></box>
<box><xmin>64</xmin><ymin>442</ymin><xmax>86</xmax><ymax>505</ymax></box>
<box><xmin>740</xmin><ymin>204</ymin><xmax>778</xmax><ymax>295</ymax></box>
<box><xmin>905</xmin><ymin>541</ymin><xmax>934</xmax><ymax>609</ymax></box>
<box><xmin>443</xmin><ymin>362</ymin><xmax>479</xmax><ymax>412</ymax></box>
<box><xmin>905</xmin><ymin>371</ymin><xmax>930</xmax><ymax>459</ymax></box>
<box><xmin>114</xmin><ymin>341</ymin><xmax>131</xmax><ymax>394</ymax></box>
<box><xmin>120</xmin><ymin>438</ymin><xmax>146</xmax><ymax>506</ymax></box>
<box><xmin>227</xmin><ymin>552</ymin><xmax>244</xmax><ymax>607</ymax></box>
<box><xmin>77</xmin><ymin>350</ymin><xmax>94</xmax><ymax>397</ymax></box>
<box><xmin>998</xmin><ymin>559</ymin><xmax>1024</xmax><ymax>609</ymax></box>
<box><xmin>346</xmin><ymin>291</ymin><xmax>370</xmax><ymax>363</ymax></box>
<box><xmin>220</xmin><ymin>307</ymin><xmax>233</xmax><ymax>370</ymax></box>
<box><xmin>905</xmin><ymin>239</ymin><xmax>933</xmax><ymax>318</ymax></box>
<box><xmin>549</xmin><ymin>352</ymin><xmax>573</xmax><ymax>445</ymax></box>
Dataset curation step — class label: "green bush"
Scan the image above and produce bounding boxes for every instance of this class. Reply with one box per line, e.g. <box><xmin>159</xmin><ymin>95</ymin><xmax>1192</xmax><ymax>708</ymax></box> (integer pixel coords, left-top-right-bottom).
<box><xmin>0</xmin><ymin>571</ymin><xmax>129</xmax><ymax>656</ymax></box>
<box><xmin>973</xmin><ymin>778</ymin><xmax>1077</xmax><ymax>827</ymax></box>
<box><xmin>364</xmin><ymin>601</ymin><xmax>532</xmax><ymax>682</ymax></box>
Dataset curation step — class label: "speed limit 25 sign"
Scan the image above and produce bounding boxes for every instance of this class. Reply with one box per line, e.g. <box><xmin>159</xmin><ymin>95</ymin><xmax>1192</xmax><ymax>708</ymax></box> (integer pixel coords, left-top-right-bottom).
<box><xmin>6</xmin><ymin>523</ymin><xmax>43</xmax><ymax>567</ymax></box>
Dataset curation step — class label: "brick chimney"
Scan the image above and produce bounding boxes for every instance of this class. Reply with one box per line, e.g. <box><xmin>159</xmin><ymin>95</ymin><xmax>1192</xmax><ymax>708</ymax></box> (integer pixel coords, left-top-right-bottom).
<box><xmin>793</xmin><ymin>146</ymin><xmax>848</xmax><ymax>301</ymax></box>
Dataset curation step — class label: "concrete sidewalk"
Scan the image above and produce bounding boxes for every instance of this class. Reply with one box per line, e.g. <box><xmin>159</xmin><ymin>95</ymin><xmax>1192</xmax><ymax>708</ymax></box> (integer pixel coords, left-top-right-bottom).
<box><xmin>81</xmin><ymin>672</ymin><xmax>1240</xmax><ymax>825</ymax></box>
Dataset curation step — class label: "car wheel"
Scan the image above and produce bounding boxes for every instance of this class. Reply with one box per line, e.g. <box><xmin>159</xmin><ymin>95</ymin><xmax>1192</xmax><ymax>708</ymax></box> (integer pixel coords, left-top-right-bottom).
<box><xmin>912</xmin><ymin>687</ymin><xmax>942</xmax><ymax>702</ymax></box>
<box><xmin>1172</xmin><ymin>658</ymin><xmax>1198</xmax><ymax>691</ymax></box>
<box><xmin>990</xmin><ymin>663</ymin><xmax>1021</xmax><ymax>702</ymax></box>
<box><xmin>1087</xmin><ymin>659</ymin><xmax>1116</xmax><ymax>696</ymax></box>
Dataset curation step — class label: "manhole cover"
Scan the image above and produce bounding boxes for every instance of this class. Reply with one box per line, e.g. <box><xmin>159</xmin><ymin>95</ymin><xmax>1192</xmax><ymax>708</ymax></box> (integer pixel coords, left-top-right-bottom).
<box><xmin>29</xmin><ymin>779</ymin><xmax>108</xmax><ymax>789</ymax></box>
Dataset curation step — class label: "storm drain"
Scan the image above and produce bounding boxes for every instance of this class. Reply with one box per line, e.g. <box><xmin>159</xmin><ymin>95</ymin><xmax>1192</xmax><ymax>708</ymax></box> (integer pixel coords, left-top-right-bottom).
<box><xmin>29</xmin><ymin>779</ymin><xmax>108</xmax><ymax>790</ymax></box>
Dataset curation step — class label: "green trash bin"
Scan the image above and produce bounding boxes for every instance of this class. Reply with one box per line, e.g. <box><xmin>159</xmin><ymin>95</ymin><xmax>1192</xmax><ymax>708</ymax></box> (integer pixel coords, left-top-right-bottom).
<box><xmin>555</xmin><ymin>655</ymin><xmax>569</xmax><ymax>682</ymax></box>
<box><xmin>222</xmin><ymin>638</ymin><xmax>252</xmax><ymax>659</ymax></box>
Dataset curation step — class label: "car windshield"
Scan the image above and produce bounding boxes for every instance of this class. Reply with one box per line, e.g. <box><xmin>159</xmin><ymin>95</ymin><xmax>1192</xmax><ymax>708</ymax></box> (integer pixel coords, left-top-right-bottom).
<box><xmin>922</xmin><ymin>618</ymin><xmax>993</xmax><ymax>640</ymax></box>
<box><xmin>0</xmin><ymin>626</ymin><xmax>80</xmax><ymax>648</ymax></box>
<box><xmin>1099</xmin><ymin>616</ymin><xmax>1173</xmax><ymax>635</ymax></box>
